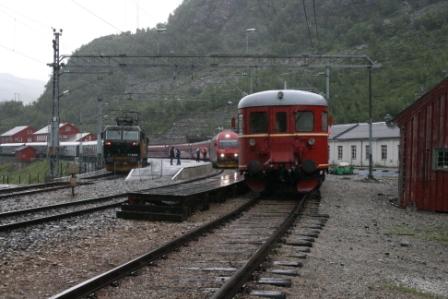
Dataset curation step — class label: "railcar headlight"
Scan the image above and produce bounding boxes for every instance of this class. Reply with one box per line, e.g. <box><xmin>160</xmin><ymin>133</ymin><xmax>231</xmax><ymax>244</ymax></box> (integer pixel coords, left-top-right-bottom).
<box><xmin>220</xmin><ymin>153</ymin><xmax>225</xmax><ymax>158</ymax></box>
<box><xmin>249</xmin><ymin>138</ymin><xmax>256</xmax><ymax>146</ymax></box>
<box><xmin>234</xmin><ymin>153</ymin><xmax>238</xmax><ymax>157</ymax></box>
<box><xmin>307</xmin><ymin>138</ymin><xmax>316</xmax><ymax>146</ymax></box>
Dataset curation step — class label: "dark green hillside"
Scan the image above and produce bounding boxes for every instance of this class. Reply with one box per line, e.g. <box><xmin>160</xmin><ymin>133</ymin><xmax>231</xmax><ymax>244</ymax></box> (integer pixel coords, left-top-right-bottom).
<box><xmin>1</xmin><ymin>0</ymin><xmax>447</xmax><ymax>138</ymax></box>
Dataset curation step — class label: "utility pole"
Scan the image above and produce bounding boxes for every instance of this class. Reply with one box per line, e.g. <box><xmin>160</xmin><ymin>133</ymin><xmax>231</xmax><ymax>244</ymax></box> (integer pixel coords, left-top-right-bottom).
<box><xmin>48</xmin><ymin>28</ymin><xmax>62</xmax><ymax>179</ymax></box>
<box><xmin>325</xmin><ymin>65</ymin><xmax>331</xmax><ymax>101</ymax></box>
<box><xmin>96</xmin><ymin>97</ymin><xmax>103</xmax><ymax>169</ymax></box>
<box><xmin>368</xmin><ymin>65</ymin><xmax>373</xmax><ymax>179</ymax></box>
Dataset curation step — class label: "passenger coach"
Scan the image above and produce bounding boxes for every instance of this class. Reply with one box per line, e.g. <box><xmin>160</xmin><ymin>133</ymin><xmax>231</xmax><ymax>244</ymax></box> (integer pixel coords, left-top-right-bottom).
<box><xmin>238</xmin><ymin>90</ymin><xmax>329</xmax><ymax>193</ymax></box>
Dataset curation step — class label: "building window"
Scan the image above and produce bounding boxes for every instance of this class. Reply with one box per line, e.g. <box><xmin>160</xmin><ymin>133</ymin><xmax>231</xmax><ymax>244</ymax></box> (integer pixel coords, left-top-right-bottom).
<box><xmin>434</xmin><ymin>149</ymin><xmax>448</xmax><ymax>170</ymax></box>
<box><xmin>381</xmin><ymin>145</ymin><xmax>387</xmax><ymax>160</ymax></box>
<box><xmin>351</xmin><ymin>145</ymin><xmax>357</xmax><ymax>160</ymax></box>
<box><xmin>365</xmin><ymin>145</ymin><xmax>370</xmax><ymax>160</ymax></box>
<box><xmin>337</xmin><ymin>146</ymin><xmax>343</xmax><ymax>160</ymax></box>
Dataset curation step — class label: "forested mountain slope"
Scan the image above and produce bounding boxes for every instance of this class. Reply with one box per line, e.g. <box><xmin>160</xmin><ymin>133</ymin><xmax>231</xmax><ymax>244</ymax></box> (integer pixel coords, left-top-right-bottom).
<box><xmin>1</xmin><ymin>0</ymin><xmax>447</xmax><ymax>139</ymax></box>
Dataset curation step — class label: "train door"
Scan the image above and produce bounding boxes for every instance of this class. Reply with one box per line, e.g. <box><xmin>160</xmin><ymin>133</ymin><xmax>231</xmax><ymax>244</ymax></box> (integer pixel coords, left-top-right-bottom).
<box><xmin>270</xmin><ymin>107</ymin><xmax>292</xmax><ymax>163</ymax></box>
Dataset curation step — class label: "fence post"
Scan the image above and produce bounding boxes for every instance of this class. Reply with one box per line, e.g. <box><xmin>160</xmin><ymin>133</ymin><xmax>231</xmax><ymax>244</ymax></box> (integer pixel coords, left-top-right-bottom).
<box><xmin>18</xmin><ymin>175</ymin><xmax>21</xmax><ymax>184</ymax></box>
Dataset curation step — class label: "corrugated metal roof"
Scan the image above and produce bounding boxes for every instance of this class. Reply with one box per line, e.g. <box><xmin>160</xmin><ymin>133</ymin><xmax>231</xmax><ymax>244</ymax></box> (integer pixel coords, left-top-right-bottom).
<box><xmin>34</xmin><ymin>123</ymin><xmax>67</xmax><ymax>135</ymax></box>
<box><xmin>1</xmin><ymin>126</ymin><xmax>28</xmax><ymax>137</ymax></box>
<box><xmin>329</xmin><ymin>123</ymin><xmax>358</xmax><ymax>140</ymax></box>
<box><xmin>331</xmin><ymin>122</ymin><xmax>399</xmax><ymax>140</ymax></box>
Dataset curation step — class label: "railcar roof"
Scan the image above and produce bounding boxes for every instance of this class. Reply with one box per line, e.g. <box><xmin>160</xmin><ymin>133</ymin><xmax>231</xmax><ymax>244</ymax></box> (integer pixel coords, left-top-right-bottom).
<box><xmin>104</xmin><ymin>125</ymin><xmax>142</xmax><ymax>130</ymax></box>
<box><xmin>238</xmin><ymin>90</ymin><xmax>327</xmax><ymax>109</ymax></box>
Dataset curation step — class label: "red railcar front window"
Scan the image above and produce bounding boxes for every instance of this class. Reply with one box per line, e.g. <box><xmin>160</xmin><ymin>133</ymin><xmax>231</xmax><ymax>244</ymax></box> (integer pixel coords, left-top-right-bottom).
<box><xmin>249</xmin><ymin>112</ymin><xmax>268</xmax><ymax>133</ymax></box>
<box><xmin>295</xmin><ymin>111</ymin><xmax>314</xmax><ymax>132</ymax></box>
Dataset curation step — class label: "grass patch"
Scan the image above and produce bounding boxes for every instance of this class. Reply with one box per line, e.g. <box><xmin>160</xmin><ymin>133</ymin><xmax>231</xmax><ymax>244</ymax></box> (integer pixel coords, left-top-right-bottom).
<box><xmin>386</xmin><ymin>224</ymin><xmax>448</xmax><ymax>244</ymax></box>
<box><xmin>0</xmin><ymin>160</ymin><xmax>71</xmax><ymax>185</ymax></box>
<box><xmin>384</xmin><ymin>283</ymin><xmax>446</xmax><ymax>298</ymax></box>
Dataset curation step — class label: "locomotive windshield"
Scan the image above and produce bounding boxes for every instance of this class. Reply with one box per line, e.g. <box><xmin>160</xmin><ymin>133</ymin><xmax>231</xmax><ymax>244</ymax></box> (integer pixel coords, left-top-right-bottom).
<box><xmin>249</xmin><ymin>112</ymin><xmax>268</xmax><ymax>133</ymax></box>
<box><xmin>122</xmin><ymin>130</ymin><xmax>139</xmax><ymax>141</ymax></box>
<box><xmin>105</xmin><ymin>130</ymin><xmax>122</xmax><ymax>140</ymax></box>
<box><xmin>219</xmin><ymin>139</ymin><xmax>239</xmax><ymax>148</ymax></box>
<box><xmin>295</xmin><ymin>111</ymin><xmax>314</xmax><ymax>132</ymax></box>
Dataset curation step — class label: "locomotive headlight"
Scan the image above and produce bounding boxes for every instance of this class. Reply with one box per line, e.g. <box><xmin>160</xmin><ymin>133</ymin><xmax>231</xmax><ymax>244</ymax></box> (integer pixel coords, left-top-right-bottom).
<box><xmin>249</xmin><ymin>138</ymin><xmax>256</xmax><ymax>146</ymax></box>
<box><xmin>307</xmin><ymin>138</ymin><xmax>316</xmax><ymax>146</ymax></box>
<box><xmin>220</xmin><ymin>153</ymin><xmax>225</xmax><ymax>158</ymax></box>
<box><xmin>234</xmin><ymin>153</ymin><xmax>238</xmax><ymax>157</ymax></box>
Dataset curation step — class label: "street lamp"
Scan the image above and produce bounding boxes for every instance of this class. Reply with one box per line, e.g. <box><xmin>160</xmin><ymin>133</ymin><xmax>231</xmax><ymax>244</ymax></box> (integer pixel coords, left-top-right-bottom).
<box><xmin>245</xmin><ymin>28</ymin><xmax>256</xmax><ymax>54</ymax></box>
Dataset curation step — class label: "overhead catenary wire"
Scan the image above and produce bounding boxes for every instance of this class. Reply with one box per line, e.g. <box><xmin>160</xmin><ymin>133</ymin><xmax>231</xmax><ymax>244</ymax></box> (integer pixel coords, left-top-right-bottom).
<box><xmin>71</xmin><ymin>0</ymin><xmax>123</xmax><ymax>32</ymax></box>
<box><xmin>302</xmin><ymin>0</ymin><xmax>314</xmax><ymax>48</ymax></box>
<box><xmin>312</xmin><ymin>0</ymin><xmax>319</xmax><ymax>45</ymax></box>
<box><xmin>0</xmin><ymin>43</ymin><xmax>46</xmax><ymax>65</ymax></box>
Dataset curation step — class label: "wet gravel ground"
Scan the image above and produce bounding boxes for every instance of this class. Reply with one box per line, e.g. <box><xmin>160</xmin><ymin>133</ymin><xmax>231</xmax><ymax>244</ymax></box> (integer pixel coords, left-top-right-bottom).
<box><xmin>0</xmin><ymin>175</ymin><xmax>166</xmax><ymax>213</ymax></box>
<box><xmin>240</xmin><ymin>174</ymin><xmax>448</xmax><ymax>299</ymax></box>
<box><xmin>1</xmin><ymin>173</ymin><xmax>446</xmax><ymax>299</ymax></box>
<box><xmin>0</xmin><ymin>174</ymin><xmax>250</xmax><ymax>299</ymax></box>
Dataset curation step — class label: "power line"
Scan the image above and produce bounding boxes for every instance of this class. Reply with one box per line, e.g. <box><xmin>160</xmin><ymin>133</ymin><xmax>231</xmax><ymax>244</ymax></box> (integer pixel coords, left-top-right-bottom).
<box><xmin>71</xmin><ymin>0</ymin><xmax>123</xmax><ymax>32</ymax></box>
<box><xmin>0</xmin><ymin>3</ymin><xmax>51</xmax><ymax>30</ymax></box>
<box><xmin>302</xmin><ymin>0</ymin><xmax>314</xmax><ymax>48</ymax></box>
<box><xmin>312</xmin><ymin>0</ymin><xmax>319</xmax><ymax>45</ymax></box>
<box><xmin>0</xmin><ymin>42</ymin><xmax>46</xmax><ymax>65</ymax></box>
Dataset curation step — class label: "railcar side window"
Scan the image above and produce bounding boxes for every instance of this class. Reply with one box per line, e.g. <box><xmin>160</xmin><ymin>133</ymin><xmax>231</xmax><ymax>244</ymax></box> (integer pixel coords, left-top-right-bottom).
<box><xmin>249</xmin><ymin>112</ymin><xmax>268</xmax><ymax>133</ymax></box>
<box><xmin>295</xmin><ymin>111</ymin><xmax>314</xmax><ymax>132</ymax></box>
<box><xmin>275</xmin><ymin>112</ymin><xmax>287</xmax><ymax>133</ymax></box>
<box><xmin>321</xmin><ymin>112</ymin><xmax>328</xmax><ymax>132</ymax></box>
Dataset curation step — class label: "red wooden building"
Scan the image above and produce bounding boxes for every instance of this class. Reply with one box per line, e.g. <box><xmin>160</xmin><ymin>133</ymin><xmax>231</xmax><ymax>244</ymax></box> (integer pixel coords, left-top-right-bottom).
<box><xmin>395</xmin><ymin>78</ymin><xmax>448</xmax><ymax>212</ymax></box>
<box><xmin>15</xmin><ymin>146</ymin><xmax>37</xmax><ymax>162</ymax></box>
<box><xmin>0</xmin><ymin>126</ymin><xmax>35</xmax><ymax>144</ymax></box>
<box><xmin>33</xmin><ymin>123</ymin><xmax>80</xmax><ymax>142</ymax></box>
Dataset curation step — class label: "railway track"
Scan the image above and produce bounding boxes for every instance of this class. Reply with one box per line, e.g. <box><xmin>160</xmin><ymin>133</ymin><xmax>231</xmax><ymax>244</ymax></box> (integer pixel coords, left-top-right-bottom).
<box><xmin>0</xmin><ymin>170</ymin><xmax>229</xmax><ymax>232</ymax></box>
<box><xmin>0</xmin><ymin>182</ymin><xmax>72</xmax><ymax>200</ymax></box>
<box><xmin>50</xmin><ymin>192</ymin><xmax>328</xmax><ymax>299</ymax></box>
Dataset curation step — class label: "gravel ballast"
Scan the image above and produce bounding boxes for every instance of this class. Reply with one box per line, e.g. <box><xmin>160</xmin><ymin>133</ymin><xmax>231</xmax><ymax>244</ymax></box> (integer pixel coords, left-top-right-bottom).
<box><xmin>1</xmin><ymin>173</ymin><xmax>447</xmax><ymax>298</ymax></box>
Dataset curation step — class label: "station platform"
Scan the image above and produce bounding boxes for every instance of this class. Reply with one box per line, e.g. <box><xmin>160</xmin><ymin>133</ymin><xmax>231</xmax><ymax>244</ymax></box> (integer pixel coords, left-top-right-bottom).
<box><xmin>125</xmin><ymin>159</ymin><xmax>213</xmax><ymax>181</ymax></box>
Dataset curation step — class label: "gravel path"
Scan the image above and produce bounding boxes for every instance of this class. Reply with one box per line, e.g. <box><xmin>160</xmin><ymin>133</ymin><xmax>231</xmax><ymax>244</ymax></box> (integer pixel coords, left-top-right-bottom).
<box><xmin>282</xmin><ymin>174</ymin><xmax>448</xmax><ymax>299</ymax></box>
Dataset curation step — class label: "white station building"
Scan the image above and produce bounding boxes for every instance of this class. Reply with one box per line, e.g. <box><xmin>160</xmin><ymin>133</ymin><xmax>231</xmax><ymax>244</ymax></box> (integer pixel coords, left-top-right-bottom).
<box><xmin>329</xmin><ymin>122</ymin><xmax>400</xmax><ymax>168</ymax></box>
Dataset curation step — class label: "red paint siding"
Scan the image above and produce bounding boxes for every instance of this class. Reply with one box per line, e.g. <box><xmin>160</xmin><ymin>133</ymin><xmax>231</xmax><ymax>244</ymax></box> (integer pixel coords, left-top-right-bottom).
<box><xmin>396</xmin><ymin>79</ymin><xmax>448</xmax><ymax>212</ymax></box>
<box><xmin>15</xmin><ymin>147</ymin><xmax>37</xmax><ymax>162</ymax></box>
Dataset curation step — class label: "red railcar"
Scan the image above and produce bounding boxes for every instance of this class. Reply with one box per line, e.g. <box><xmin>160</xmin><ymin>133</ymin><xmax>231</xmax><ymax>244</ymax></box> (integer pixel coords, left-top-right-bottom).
<box><xmin>237</xmin><ymin>90</ymin><xmax>329</xmax><ymax>193</ymax></box>
<box><xmin>209</xmin><ymin>130</ymin><xmax>239</xmax><ymax>168</ymax></box>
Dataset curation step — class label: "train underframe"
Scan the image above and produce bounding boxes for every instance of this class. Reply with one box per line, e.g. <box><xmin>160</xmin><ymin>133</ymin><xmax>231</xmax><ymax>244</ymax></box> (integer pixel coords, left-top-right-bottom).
<box><xmin>243</xmin><ymin>164</ymin><xmax>326</xmax><ymax>194</ymax></box>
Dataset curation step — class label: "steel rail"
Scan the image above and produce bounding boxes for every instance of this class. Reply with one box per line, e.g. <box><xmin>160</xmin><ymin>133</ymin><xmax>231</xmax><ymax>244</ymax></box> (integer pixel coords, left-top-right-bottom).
<box><xmin>0</xmin><ymin>201</ymin><xmax>123</xmax><ymax>232</ymax></box>
<box><xmin>0</xmin><ymin>182</ymin><xmax>67</xmax><ymax>195</ymax></box>
<box><xmin>49</xmin><ymin>197</ymin><xmax>259</xmax><ymax>299</ymax></box>
<box><xmin>211</xmin><ymin>196</ymin><xmax>306</xmax><ymax>299</ymax></box>
<box><xmin>0</xmin><ymin>170</ymin><xmax>225</xmax><ymax>232</ymax></box>
<box><xmin>0</xmin><ymin>194</ymin><xmax>126</xmax><ymax>218</ymax></box>
<box><xmin>0</xmin><ymin>185</ymin><xmax>73</xmax><ymax>200</ymax></box>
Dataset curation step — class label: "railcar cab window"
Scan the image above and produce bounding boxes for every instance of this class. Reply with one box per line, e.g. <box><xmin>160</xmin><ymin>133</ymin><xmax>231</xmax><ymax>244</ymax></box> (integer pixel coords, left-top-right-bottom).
<box><xmin>249</xmin><ymin>112</ymin><xmax>268</xmax><ymax>133</ymax></box>
<box><xmin>275</xmin><ymin>112</ymin><xmax>287</xmax><ymax>133</ymax></box>
<box><xmin>105</xmin><ymin>130</ymin><xmax>121</xmax><ymax>140</ymax></box>
<box><xmin>295</xmin><ymin>111</ymin><xmax>314</xmax><ymax>132</ymax></box>
<box><xmin>321</xmin><ymin>112</ymin><xmax>328</xmax><ymax>132</ymax></box>
<box><xmin>219</xmin><ymin>139</ymin><xmax>239</xmax><ymax>148</ymax></box>
<box><xmin>238</xmin><ymin>113</ymin><xmax>244</xmax><ymax>134</ymax></box>
<box><xmin>122</xmin><ymin>130</ymin><xmax>139</xmax><ymax>141</ymax></box>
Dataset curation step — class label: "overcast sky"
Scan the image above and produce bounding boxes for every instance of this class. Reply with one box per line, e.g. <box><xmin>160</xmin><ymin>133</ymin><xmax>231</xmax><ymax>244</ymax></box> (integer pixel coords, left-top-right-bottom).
<box><xmin>0</xmin><ymin>0</ymin><xmax>183</xmax><ymax>82</ymax></box>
